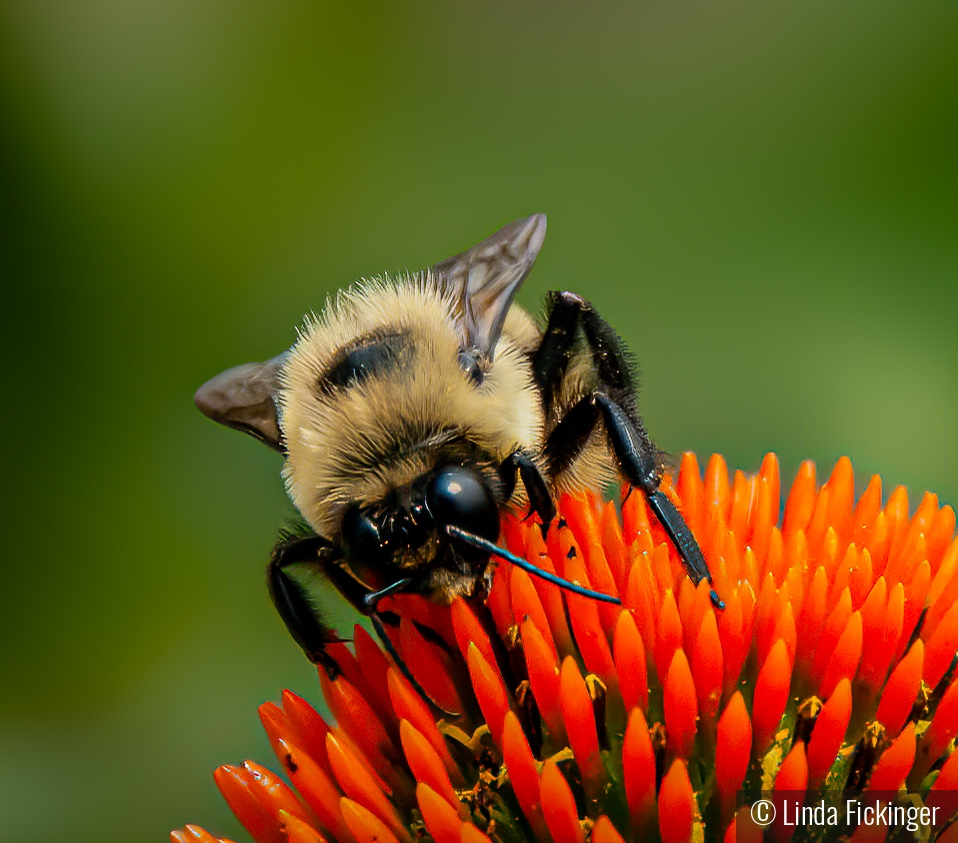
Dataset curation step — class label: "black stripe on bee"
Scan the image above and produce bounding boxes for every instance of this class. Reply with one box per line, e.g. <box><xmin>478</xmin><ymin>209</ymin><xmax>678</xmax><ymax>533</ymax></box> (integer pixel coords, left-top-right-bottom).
<box><xmin>318</xmin><ymin>331</ymin><xmax>412</xmax><ymax>394</ymax></box>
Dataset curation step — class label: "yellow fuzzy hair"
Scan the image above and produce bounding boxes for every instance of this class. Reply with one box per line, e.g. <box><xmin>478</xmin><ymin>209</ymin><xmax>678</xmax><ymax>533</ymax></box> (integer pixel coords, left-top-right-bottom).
<box><xmin>278</xmin><ymin>273</ymin><xmax>546</xmax><ymax>541</ymax></box>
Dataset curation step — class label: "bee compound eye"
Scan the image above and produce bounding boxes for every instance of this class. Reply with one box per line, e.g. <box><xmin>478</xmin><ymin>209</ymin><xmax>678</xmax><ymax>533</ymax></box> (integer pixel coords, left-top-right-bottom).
<box><xmin>425</xmin><ymin>467</ymin><xmax>500</xmax><ymax>543</ymax></box>
<box><xmin>341</xmin><ymin>507</ymin><xmax>388</xmax><ymax>568</ymax></box>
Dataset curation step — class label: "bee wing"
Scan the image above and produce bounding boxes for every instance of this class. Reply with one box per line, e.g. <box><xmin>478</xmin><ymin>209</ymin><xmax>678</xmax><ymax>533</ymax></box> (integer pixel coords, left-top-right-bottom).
<box><xmin>194</xmin><ymin>355</ymin><xmax>285</xmax><ymax>451</ymax></box>
<box><xmin>431</xmin><ymin>213</ymin><xmax>546</xmax><ymax>358</ymax></box>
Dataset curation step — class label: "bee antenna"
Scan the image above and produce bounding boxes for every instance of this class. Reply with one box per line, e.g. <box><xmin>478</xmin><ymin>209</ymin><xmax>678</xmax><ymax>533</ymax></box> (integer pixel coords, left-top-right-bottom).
<box><xmin>359</xmin><ymin>581</ymin><xmax>461</xmax><ymax>719</ymax></box>
<box><xmin>445</xmin><ymin>525</ymin><xmax>621</xmax><ymax>605</ymax></box>
<box><xmin>366</xmin><ymin>612</ymin><xmax>460</xmax><ymax>719</ymax></box>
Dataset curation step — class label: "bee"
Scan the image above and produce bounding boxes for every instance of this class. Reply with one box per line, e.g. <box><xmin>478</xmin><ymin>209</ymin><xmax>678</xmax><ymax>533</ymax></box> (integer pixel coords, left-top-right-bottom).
<box><xmin>195</xmin><ymin>215</ymin><xmax>721</xmax><ymax>677</ymax></box>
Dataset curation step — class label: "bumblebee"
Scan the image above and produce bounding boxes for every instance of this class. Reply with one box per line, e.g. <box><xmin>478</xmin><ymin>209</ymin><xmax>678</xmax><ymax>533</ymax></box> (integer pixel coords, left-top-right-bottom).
<box><xmin>196</xmin><ymin>215</ymin><xmax>720</xmax><ymax>675</ymax></box>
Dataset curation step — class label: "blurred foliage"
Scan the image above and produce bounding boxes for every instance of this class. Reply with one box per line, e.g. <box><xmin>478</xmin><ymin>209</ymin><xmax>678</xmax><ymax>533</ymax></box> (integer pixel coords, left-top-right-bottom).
<box><xmin>1</xmin><ymin>2</ymin><xmax>955</xmax><ymax>842</ymax></box>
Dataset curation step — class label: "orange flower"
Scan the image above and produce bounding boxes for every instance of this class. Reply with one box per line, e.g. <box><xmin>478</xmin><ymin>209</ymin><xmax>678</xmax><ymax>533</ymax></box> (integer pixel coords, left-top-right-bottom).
<box><xmin>174</xmin><ymin>454</ymin><xmax>958</xmax><ymax>843</ymax></box>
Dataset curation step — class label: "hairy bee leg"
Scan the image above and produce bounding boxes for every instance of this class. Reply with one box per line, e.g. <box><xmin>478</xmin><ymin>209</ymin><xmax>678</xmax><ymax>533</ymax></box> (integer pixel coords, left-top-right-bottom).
<box><xmin>574</xmin><ymin>294</ymin><xmax>637</xmax><ymax>396</ymax></box>
<box><xmin>532</xmin><ymin>291</ymin><xmax>645</xmax><ymax>425</ymax></box>
<box><xmin>272</xmin><ymin>543</ymin><xmax>458</xmax><ymax>715</ymax></box>
<box><xmin>544</xmin><ymin>393</ymin><xmax>724</xmax><ymax>609</ymax></box>
<box><xmin>531</xmin><ymin>291</ymin><xmax>586</xmax><ymax>414</ymax></box>
<box><xmin>270</xmin><ymin>535</ymin><xmax>420</xmax><ymax>673</ymax></box>
<box><xmin>498</xmin><ymin>451</ymin><xmax>556</xmax><ymax>534</ymax></box>
<box><xmin>267</xmin><ymin>536</ymin><xmax>353</xmax><ymax>676</ymax></box>
<box><xmin>536</xmin><ymin>294</ymin><xmax>722</xmax><ymax>609</ymax></box>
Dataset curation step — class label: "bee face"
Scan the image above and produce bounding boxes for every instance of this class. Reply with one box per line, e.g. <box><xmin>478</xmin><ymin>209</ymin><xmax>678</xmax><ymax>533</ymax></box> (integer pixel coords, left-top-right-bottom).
<box><xmin>279</xmin><ymin>277</ymin><xmax>543</xmax><ymax>547</ymax></box>
<box><xmin>336</xmin><ymin>463</ymin><xmax>502</xmax><ymax>596</ymax></box>
<box><xmin>195</xmin><ymin>214</ymin><xmax>722</xmax><ymax>676</ymax></box>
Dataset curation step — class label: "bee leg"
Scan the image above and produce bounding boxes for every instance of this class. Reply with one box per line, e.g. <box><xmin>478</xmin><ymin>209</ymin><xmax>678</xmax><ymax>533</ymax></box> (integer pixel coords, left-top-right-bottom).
<box><xmin>533</xmin><ymin>290</ymin><xmax>647</xmax><ymax>435</ymax></box>
<box><xmin>536</xmin><ymin>293</ymin><xmax>722</xmax><ymax>608</ymax></box>
<box><xmin>545</xmin><ymin>393</ymin><xmax>724</xmax><ymax>609</ymax></box>
<box><xmin>271</xmin><ymin>542</ymin><xmax>457</xmax><ymax>714</ymax></box>
<box><xmin>267</xmin><ymin>535</ymin><xmax>354</xmax><ymax>677</ymax></box>
<box><xmin>532</xmin><ymin>291</ymin><xmax>588</xmax><ymax>415</ymax></box>
<box><xmin>498</xmin><ymin>451</ymin><xmax>556</xmax><ymax>535</ymax></box>
<box><xmin>269</xmin><ymin>534</ymin><xmax>417</xmax><ymax>672</ymax></box>
<box><xmin>311</xmin><ymin>567</ymin><xmax>431</xmax><ymax>699</ymax></box>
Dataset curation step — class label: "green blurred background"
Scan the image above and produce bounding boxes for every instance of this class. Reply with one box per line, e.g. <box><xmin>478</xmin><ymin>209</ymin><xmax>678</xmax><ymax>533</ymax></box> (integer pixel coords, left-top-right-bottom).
<box><xmin>1</xmin><ymin>2</ymin><xmax>955</xmax><ymax>841</ymax></box>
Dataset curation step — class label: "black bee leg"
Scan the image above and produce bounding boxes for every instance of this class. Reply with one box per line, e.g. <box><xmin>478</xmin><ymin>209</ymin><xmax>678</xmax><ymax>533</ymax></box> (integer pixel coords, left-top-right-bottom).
<box><xmin>498</xmin><ymin>451</ymin><xmax>556</xmax><ymax>535</ymax></box>
<box><xmin>532</xmin><ymin>291</ymin><xmax>588</xmax><ymax>415</ymax></box>
<box><xmin>645</xmin><ymin>491</ymin><xmax>724</xmax><ymax>607</ymax></box>
<box><xmin>533</xmin><ymin>290</ymin><xmax>647</xmax><ymax>433</ymax></box>
<box><xmin>272</xmin><ymin>540</ymin><xmax>458</xmax><ymax>713</ymax></box>
<box><xmin>545</xmin><ymin>393</ymin><xmax>724</xmax><ymax>609</ymax></box>
<box><xmin>535</xmin><ymin>292</ymin><xmax>721</xmax><ymax>608</ymax></box>
<box><xmin>267</xmin><ymin>535</ymin><xmax>355</xmax><ymax>677</ymax></box>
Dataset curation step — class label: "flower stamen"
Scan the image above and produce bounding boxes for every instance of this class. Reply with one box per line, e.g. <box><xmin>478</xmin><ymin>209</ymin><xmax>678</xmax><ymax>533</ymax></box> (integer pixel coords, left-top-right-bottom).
<box><xmin>176</xmin><ymin>454</ymin><xmax>958</xmax><ymax>843</ymax></box>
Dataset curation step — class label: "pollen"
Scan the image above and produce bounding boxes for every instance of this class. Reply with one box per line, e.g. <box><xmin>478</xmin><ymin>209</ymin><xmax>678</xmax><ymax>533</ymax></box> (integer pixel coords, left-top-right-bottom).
<box><xmin>176</xmin><ymin>454</ymin><xmax>958</xmax><ymax>843</ymax></box>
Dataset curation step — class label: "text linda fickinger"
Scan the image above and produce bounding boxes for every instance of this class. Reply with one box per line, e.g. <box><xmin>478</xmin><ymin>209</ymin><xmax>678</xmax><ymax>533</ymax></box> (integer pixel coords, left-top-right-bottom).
<box><xmin>780</xmin><ymin>799</ymin><xmax>940</xmax><ymax>832</ymax></box>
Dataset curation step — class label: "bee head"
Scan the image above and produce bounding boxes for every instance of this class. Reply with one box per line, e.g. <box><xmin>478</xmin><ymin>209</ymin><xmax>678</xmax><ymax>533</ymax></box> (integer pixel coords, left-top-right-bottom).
<box><xmin>195</xmin><ymin>215</ymin><xmax>547</xmax><ymax>547</ymax></box>
<box><xmin>339</xmin><ymin>464</ymin><xmax>501</xmax><ymax>585</ymax></box>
